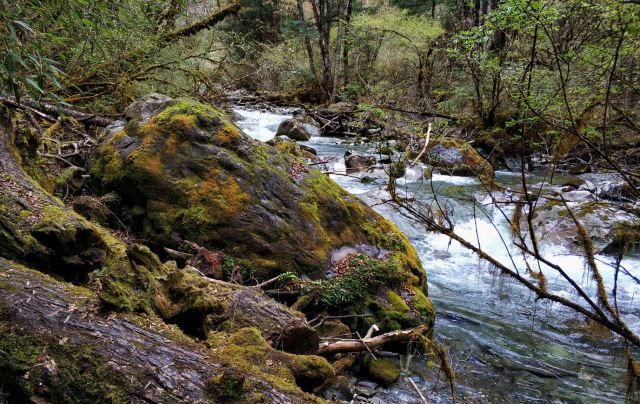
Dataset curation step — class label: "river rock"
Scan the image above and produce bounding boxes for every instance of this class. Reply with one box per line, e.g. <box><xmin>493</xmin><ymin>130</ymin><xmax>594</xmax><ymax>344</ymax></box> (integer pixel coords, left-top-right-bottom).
<box><xmin>527</xmin><ymin>199</ymin><xmax>637</xmax><ymax>252</ymax></box>
<box><xmin>345</xmin><ymin>150</ymin><xmax>376</xmax><ymax>172</ymax></box>
<box><xmin>123</xmin><ymin>92</ymin><xmax>173</xmax><ymax>122</ymax></box>
<box><xmin>579</xmin><ymin>173</ymin><xmax>639</xmax><ymax>202</ymax></box>
<box><xmin>90</xmin><ymin>97</ymin><xmax>432</xmax><ymax>328</ymax></box>
<box><xmin>276</xmin><ymin>118</ymin><xmax>311</xmax><ymax>141</ymax></box>
<box><xmin>361</xmin><ymin>356</ymin><xmax>400</xmax><ymax>387</ymax></box>
<box><xmin>417</xmin><ymin>138</ymin><xmax>494</xmax><ymax>180</ymax></box>
<box><xmin>267</xmin><ymin>136</ymin><xmax>316</xmax><ymax>160</ymax></box>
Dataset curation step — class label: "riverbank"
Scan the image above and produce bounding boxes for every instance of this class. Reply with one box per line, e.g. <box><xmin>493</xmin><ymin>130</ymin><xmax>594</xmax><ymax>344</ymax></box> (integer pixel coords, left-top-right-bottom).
<box><xmin>234</xmin><ymin>105</ymin><xmax>640</xmax><ymax>403</ymax></box>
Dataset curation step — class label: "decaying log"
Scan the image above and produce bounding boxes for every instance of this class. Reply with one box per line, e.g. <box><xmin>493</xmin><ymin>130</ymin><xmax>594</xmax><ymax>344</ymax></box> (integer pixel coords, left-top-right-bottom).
<box><xmin>223</xmin><ymin>286</ymin><xmax>319</xmax><ymax>354</ymax></box>
<box><xmin>0</xmin><ymin>259</ymin><xmax>313</xmax><ymax>403</ymax></box>
<box><xmin>317</xmin><ymin>325</ymin><xmax>429</xmax><ymax>355</ymax></box>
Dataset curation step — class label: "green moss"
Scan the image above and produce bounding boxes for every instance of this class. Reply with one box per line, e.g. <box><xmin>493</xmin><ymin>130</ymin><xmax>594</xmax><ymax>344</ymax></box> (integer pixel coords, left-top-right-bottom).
<box><xmin>303</xmin><ymin>254</ymin><xmax>407</xmax><ymax>311</ymax></box>
<box><xmin>362</xmin><ymin>356</ymin><xmax>400</xmax><ymax>386</ymax></box>
<box><xmin>0</xmin><ymin>324</ymin><xmax>132</xmax><ymax>402</ymax></box>
<box><xmin>153</xmin><ymin>99</ymin><xmax>225</xmax><ymax>128</ymax></box>
<box><xmin>316</xmin><ymin>320</ymin><xmax>351</xmax><ymax>338</ymax></box>
<box><xmin>409</xmin><ymin>286</ymin><xmax>435</xmax><ymax>324</ymax></box>
<box><xmin>389</xmin><ymin>161</ymin><xmax>406</xmax><ymax>179</ymax></box>
<box><xmin>32</xmin><ymin>205</ymin><xmax>78</xmax><ymax>245</ymax></box>
<box><xmin>288</xmin><ymin>355</ymin><xmax>335</xmax><ymax>392</ymax></box>
<box><xmin>207</xmin><ymin>328</ymin><xmax>327</xmax><ymax>400</ymax></box>
<box><xmin>387</xmin><ymin>290</ymin><xmax>410</xmax><ymax>313</ymax></box>
<box><xmin>361</xmin><ymin>221</ymin><xmax>404</xmax><ymax>252</ymax></box>
<box><xmin>207</xmin><ymin>371</ymin><xmax>246</xmax><ymax>402</ymax></box>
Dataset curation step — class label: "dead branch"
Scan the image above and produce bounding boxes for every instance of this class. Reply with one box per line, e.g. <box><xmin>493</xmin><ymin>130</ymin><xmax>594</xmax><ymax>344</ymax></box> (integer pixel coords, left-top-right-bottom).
<box><xmin>408</xmin><ymin>377</ymin><xmax>429</xmax><ymax>404</ymax></box>
<box><xmin>411</xmin><ymin>123</ymin><xmax>432</xmax><ymax>166</ymax></box>
<box><xmin>1</xmin><ymin>94</ymin><xmax>112</xmax><ymax>127</ymax></box>
<box><xmin>163</xmin><ymin>3</ymin><xmax>242</xmax><ymax>41</ymax></box>
<box><xmin>317</xmin><ymin>324</ymin><xmax>428</xmax><ymax>355</ymax></box>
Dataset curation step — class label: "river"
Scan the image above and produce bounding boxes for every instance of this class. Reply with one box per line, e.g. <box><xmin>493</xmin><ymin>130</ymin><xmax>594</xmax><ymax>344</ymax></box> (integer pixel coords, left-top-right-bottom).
<box><xmin>233</xmin><ymin>107</ymin><xmax>640</xmax><ymax>403</ymax></box>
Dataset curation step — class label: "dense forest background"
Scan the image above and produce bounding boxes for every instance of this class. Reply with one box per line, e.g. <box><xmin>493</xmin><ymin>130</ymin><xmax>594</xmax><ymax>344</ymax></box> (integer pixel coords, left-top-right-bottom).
<box><xmin>3</xmin><ymin>0</ymin><xmax>640</xmax><ymax>168</ymax></box>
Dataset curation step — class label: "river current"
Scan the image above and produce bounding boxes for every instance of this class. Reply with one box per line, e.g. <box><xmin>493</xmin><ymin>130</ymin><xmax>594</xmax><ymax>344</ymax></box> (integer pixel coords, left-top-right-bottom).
<box><xmin>233</xmin><ymin>107</ymin><xmax>640</xmax><ymax>403</ymax></box>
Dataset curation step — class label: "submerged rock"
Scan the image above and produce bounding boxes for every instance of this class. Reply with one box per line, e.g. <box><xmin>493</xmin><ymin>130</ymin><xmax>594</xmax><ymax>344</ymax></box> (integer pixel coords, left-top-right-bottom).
<box><xmin>276</xmin><ymin>118</ymin><xmax>312</xmax><ymax>141</ymax></box>
<box><xmin>362</xmin><ymin>356</ymin><xmax>400</xmax><ymax>386</ymax></box>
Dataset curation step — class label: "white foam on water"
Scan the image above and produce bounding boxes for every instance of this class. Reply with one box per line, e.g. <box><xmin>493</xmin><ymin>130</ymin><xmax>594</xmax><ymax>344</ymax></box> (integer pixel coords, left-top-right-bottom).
<box><xmin>233</xmin><ymin>108</ymin><xmax>291</xmax><ymax>142</ymax></box>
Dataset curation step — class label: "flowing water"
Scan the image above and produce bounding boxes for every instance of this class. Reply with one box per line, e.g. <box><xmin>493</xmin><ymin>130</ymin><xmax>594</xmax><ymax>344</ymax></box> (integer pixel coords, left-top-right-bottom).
<box><xmin>233</xmin><ymin>107</ymin><xmax>640</xmax><ymax>403</ymax></box>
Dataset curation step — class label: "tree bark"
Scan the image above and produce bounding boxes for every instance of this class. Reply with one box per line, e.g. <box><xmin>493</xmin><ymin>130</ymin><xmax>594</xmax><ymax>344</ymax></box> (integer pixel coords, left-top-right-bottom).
<box><xmin>0</xmin><ymin>258</ymin><xmax>311</xmax><ymax>403</ymax></box>
<box><xmin>342</xmin><ymin>0</ymin><xmax>354</xmax><ymax>88</ymax></box>
<box><xmin>221</xmin><ymin>285</ymin><xmax>319</xmax><ymax>354</ymax></box>
<box><xmin>296</xmin><ymin>0</ymin><xmax>320</xmax><ymax>86</ymax></box>
<box><xmin>310</xmin><ymin>0</ymin><xmax>333</xmax><ymax>98</ymax></box>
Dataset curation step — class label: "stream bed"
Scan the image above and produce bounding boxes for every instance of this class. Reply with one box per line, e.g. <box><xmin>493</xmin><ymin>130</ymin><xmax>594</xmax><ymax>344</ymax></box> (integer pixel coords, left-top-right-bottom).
<box><xmin>233</xmin><ymin>107</ymin><xmax>640</xmax><ymax>403</ymax></box>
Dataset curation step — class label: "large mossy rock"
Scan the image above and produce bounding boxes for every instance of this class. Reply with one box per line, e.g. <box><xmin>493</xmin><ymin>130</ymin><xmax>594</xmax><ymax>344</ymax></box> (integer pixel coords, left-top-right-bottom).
<box><xmin>90</xmin><ymin>97</ymin><xmax>425</xmax><ymax>285</ymax></box>
<box><xmin>417</xmin><ymin>138</ymin><xmax>494</xmax><ymax>180</ymax></box>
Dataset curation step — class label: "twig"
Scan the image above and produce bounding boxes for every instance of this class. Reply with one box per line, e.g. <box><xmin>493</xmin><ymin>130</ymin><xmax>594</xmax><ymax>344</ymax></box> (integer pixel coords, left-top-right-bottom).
<box><xmin>407</xmin><ymin>377</ymin><xmax>429</xmax><ymax>404</ymax></box>
<box><xmin>356</xmin><ymin>324</ymin><xmax>379</xmax><ymax>360</ymax></box>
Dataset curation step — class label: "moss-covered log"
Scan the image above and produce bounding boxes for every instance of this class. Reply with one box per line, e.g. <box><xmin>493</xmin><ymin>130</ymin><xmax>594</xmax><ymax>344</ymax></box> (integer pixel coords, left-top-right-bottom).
<box><xmin>0</xmin><ymin>258</ymin><xmax>326</xmax><ymax>403</ymax></box>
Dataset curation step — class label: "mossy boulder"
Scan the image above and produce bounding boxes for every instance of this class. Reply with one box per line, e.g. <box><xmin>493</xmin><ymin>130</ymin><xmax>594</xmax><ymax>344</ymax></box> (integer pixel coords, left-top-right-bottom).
<box><xmin>90</xmin><ymin>96</ymin><xmax>426</xmax><ymax>286</ymax></box>
<box><xmin>361</xmin><ymin>356</ymin><xmax>400</xmax><ymax>386</ymax></box>
<box><xmin>526</xmin><ymin>198</ymin><xmax>638</xmax><ymax>253</ymax></box>
<box><xmin>417</xmin><ymin>138</ymin><xmax>494</xmax><ymax>180</ymax></box>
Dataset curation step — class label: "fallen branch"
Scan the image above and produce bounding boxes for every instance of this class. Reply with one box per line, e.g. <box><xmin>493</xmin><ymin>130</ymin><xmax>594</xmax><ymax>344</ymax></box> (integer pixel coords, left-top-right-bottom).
<box><xmin>408</xmin><ymin>377</ymin><xmax>429</xmax><ymax>404</ymax></box>
<box><xmin>1</xmin><ymin>94</ymin><xmax>113</xmax><ymax>127</ymax></box>
<box><xmin>317</xmin><ymin>324</ymin><xmax>428</xmax><ymax>355</ymax></box>
<box><xmin>163</xmin><ymin>3</ymin><xmax>242</xmax><ymax>41</ymax></box>
<box><xmin>164</xmin><ymin>247</ymin><xmax>193</xmax><ymax>260</ymax></box>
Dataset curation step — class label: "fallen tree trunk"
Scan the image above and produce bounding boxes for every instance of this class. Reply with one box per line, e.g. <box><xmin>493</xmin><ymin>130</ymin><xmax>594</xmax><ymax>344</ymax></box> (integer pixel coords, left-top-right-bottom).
<box><xmin>0</xmin><ymin>258</ymin><xmax>316</xmax><ymax>403</ymax></box>
<box><xmin>225</xmin><ymin>286</ymin><xmax>319</xmax><ymax>354</ymax></box>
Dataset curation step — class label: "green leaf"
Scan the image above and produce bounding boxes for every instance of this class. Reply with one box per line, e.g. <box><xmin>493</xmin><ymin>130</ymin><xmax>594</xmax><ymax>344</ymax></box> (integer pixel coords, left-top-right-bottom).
<box><xmin>12</xmin><ymin>20</ymin><xmax>35</xmax><ymax>35</ymax></box>
<box><xmin>24</xmin><ymin>76</ymin><xmax>44</xmax><ymax>93</ymax></box>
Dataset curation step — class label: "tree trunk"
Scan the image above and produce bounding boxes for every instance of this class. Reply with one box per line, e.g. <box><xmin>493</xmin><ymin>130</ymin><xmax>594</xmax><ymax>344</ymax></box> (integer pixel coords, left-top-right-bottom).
<box><xmin>0</xmin><ymin>258</ymin><xmax>313</xmax><ymax>403</ymax></box>
<box><xmin>223</xmin><ymin>286</ymin><xmax>319</xmax><ymax>354</ymax></box>
<box><xmin>296</xmin><ymin>0</ymin><xmax>320</xmax><ymax>86</ymax></box>
<box><xmin>342</xmin><ymin>0</ymin><xmax>354</xmax><ymax>88</ymax></box>
<box><xmin>162</xmin><ymin>2</ymin><xmax>242</xmax><ymax>41</ymax></box>
<box><xmin>310</xmin><ymin>0</ymin><xmax>333</xmax><ymax>99</ymax></box>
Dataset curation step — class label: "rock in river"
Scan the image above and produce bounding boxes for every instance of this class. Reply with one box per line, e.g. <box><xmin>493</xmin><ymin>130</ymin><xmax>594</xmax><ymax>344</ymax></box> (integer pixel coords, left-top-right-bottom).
<box><xmin>276</xmin><ymin>118</ymin><xmax>312</xmax><ymax>141</ymax></box>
